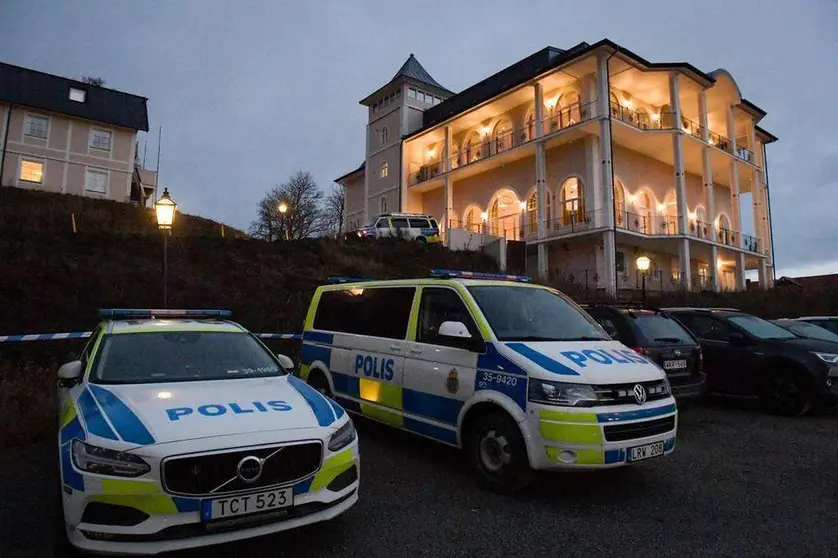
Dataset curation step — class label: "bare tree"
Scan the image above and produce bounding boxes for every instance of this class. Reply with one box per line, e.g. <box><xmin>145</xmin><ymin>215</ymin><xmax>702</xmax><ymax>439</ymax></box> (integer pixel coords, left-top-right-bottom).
<box><xmin>81</xmin><ymin>76</ymin><xmax>106</xmax><ymax>86</ymax></box>
<box><xmin>250</xmin><ymin>171</ymin><xmax>325</xmax><ymax>241</ymax></box>
<box><xmin>321</xmin><ymin>184</ymin><xmax>346</xmax><ymax>234</ymax></box>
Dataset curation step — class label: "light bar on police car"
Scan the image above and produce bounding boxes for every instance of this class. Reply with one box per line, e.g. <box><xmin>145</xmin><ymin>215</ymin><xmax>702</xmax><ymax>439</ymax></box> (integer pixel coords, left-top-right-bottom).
<box><xmin>98</xmin><ymin>308</ymin><xmax>232</xmax><ymax>319</ymax></box>
<box><xmin>429</xmin><ymin>269</ymin><xmax>533</xmax><ymax>282</ymax></box>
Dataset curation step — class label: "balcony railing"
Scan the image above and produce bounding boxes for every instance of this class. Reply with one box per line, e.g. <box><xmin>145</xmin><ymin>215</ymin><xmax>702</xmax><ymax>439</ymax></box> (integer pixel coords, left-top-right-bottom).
<box><xmin>610</xmin><ymin>102</ymin><xmax>676</xmax><ymax>131</ymax></box>
<box><xmin>741</xmin><ymin>233</ymin><xmax>760</xmax><ymax>253</ymax></box>
<box><xmin>408</xmin><ymin>160</ymin><xmax>444</xmax><ymax>185</ymax></box>
<box><xmin>680</xmin><ymin>117</ymin><xmax>705</xmax><ymax>140</ymax></box>
<box><xmin>616</xmin><ymin>211</ymin><xmax>679</xmax><ymax>236</ymax></box>
<box><xmin>718</xmin><ymin>227</ymin><xmax>738</xmax><ymax>247</ymax></box>
<box><xmin>688</xmin><ymin>219</ymin><xmax>713</xmax><ymax>240</ymax></box>
<box><xmin>545</xmin><ymin>209</ymin><xmax>602</xmax><ymax>238</ymax></box>
<box><xmin>541</xmin><ymin>100</ymin><xmax>597</xmax><ymax>135</ymax></box>
<box><xmin>707</xmin><ymin>130</ymin><xmax>733</xmax><ymax>154</ymax></box>
<box><xmin>735</xmin><ymin>137</ymin><xmax>755</xmax><ymax>164</ymax></box>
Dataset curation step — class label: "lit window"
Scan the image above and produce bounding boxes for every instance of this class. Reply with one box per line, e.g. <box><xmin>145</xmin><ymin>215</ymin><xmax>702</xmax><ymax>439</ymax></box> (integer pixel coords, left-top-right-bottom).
<box><xmin>380</xmin><ymin>196</ymin><xmax>388</xmax><ymax>213</ymax></box>
<box><xmin>19</xmin><ymin>160</ymin><xmax>44</xmax><ymax>183</ymax></box>
<box><xmin>85</xmin><ymin>168</ymin><xmax>108</xmax><ymax>194</ymax></box>
<box><xmin>90</xmin><ymin>129</ymin><xmax>112</xmax><ymax>150</ymax></box>
<box><xmin>408</xmin><ymin>88</ymin><xmax>417</xmax><ymax>99</ymax></box>
<box><xmin>417</xmin><ymin>91</ymin><xmax>425</xmax><ymax>102</ymax></box>
<box><xmin>25</xmin><ymin>115</ymin><xmax>49</xmax><ymax>139</ymax></box>
<box><xmin>69</xmin><ymin>87</ymin><xmax>86</xmax><ymax>102</ymax></box>
<box><xmin>381</xmin><ymin>127</ymin><xmax>389</xmax><ymax>144</ymax></box>
<box><xmin>381</xmin><ymin>161</ymin><xmax>389</xmax><ymax>178</ymax></box>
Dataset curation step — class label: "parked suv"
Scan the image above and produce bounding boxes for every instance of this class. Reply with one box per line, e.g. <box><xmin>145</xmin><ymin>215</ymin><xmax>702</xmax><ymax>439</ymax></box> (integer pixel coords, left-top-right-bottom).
<box><xmin>581</xmin><ymin>304</ymin><xmax>705</xmax><ymax>400</ymax></box>
<box><xmin>792</xmin><ymin>316</ymin><xmax>838</xmax><ymax>336</ymax></box>
<box><xmin>356</xmin><ymin>213</ymin><xmax>441</xmax><ymax>244</ymax></box>
<box><xmin>664</xmin><ymin>307</ymin><xmax>838</xmax><ymax>416</ymax></box>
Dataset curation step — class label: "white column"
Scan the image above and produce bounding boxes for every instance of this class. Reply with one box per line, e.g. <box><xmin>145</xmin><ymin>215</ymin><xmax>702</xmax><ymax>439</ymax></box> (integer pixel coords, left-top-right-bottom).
<box><xmin>534</xmin><ymin>83</ymin><xmax>544</xmax><ymax>139</ymax></box>
<box><xmin>699</xmin><ymin>90</ymin><xmax>718</xmax><ymax>291</ymax></box>
<box><xmin>670</xmin><ymin>73</ymin><xmax>691</xmax><ymax>291</ymax></box>
<box><xmin>710</xmin><ymin>245</ymin><xmax>720</xmax><ymax>292</ymax></box>
<box><xmin>399</xmin><ymin>140</ymin><xmax>410</xmax><ymax>214</ymax></box>
<box><xmin>596</xmin><ymin>54</ymin><xmax>617</xmax><ymax>296</ymax></box>
<box><xmin>533</xmin><ymin>83</ymin><xmax>548</xmax><ymax>280</ymax></box>
<box><xmin>735</xmin><ymin>252</ymin><xmax>746</xmax><ymax>291</ymax></box>
<box><xmin>727</xmin><ymin>107</ymin><xmax>741</xmax><ymax>243</ymax></box>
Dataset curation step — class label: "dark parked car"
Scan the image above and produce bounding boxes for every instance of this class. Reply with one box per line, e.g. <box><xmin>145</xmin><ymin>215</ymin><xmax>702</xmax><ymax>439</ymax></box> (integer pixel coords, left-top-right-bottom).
<box><xmin>664</xmin><ymin>307</ymin><xmax>838</xmax><ymax>416</ymax></box>
<box><xmin>581</xmin><ymin>303</ymin><xmax>705</xmax><ymax>399</ymax></box>
<box><xmin>772</xmin><ymin>319</ymin><xmax>838</xmax><ymax>343</ymax></box>
<box><xmin>793</xmin><ymin>316</ymin><xmax>838</xmax><ymax>336</ymax></box>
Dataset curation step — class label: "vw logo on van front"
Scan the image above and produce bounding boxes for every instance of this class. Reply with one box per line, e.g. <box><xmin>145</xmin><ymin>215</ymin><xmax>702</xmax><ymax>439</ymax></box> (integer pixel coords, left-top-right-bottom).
<box><xmin>236</xmin><ymin>456</ymin><xmax>264</xmax><ymax>483</ymax></box>
<box><xmin>633</xmin><ymin>384</ymin><xmax>647</xmax><ymax>405</ymax></box>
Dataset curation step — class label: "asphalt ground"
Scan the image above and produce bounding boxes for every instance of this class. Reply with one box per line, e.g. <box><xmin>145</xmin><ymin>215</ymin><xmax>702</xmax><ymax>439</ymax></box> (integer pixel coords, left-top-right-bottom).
<box><xmin>1</xmin><ymin>398</ymin><xmax>836</xmax><ymax>558</ymax></box>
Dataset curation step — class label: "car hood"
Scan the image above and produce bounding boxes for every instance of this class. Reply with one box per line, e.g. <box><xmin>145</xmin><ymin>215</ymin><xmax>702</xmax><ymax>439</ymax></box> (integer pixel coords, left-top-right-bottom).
<box><xmin>83</xmin><ymin>375</ymin><xmax>340</xmax><ymax>447</ymax></box>
<box><xmin>496</xmin><ymin>340</ymin><xmax>665</xmax><ymax>384</ymax></box>
<box><xmin>773</xmin><ymin>337</ymin><xmax>838</xmax><ymax>353</ymax></box>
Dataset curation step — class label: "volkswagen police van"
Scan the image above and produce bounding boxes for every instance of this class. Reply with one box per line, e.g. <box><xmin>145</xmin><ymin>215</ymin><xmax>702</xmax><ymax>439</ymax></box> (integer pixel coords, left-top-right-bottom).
<box><xmin>56</xmin><ymin>309</ymin><xmax>358</xmax><ymax>555</ymax></box>
<box><xmin>356</xmin><ymin>212</ymin><xmax>442</xmax><ymax>244</ymax></box>
<box><xmin>299</xmin><ymin>270</ymin><xmax>677</xmax><ymax>493</ymax></box>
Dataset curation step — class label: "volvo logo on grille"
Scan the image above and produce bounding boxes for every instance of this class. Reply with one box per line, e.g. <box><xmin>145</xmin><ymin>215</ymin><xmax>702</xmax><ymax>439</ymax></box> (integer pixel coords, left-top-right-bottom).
<box><xmin>236</xmin><ymin>456</ymin><xmax>264</xmax><ymax>483</ymax></box>
<box><xmin>633</xmin><ymin>384</ymin><xmax>647</xmax><ymax>405</ymax></box>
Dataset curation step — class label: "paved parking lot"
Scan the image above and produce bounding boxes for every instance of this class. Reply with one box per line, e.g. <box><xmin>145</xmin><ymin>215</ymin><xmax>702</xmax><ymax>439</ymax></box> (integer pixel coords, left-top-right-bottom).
<box><xmin>1</xmin><ymin>399</ymin><xmax>836</xmax><ymax>558</ymax></box>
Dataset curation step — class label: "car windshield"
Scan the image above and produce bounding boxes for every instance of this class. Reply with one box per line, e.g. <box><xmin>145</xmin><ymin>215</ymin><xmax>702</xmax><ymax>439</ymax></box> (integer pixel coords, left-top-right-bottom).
<box><xmin>630</xmin><ymin>312</ymin><xmax>695</xmax><ymax>344</ymax></box>
<box><xmin>728</xmin><ymin>315</ymin><xmax>797</xmax><ymax>340</ymax></box>
<box><xmin>782</xmin><ymin>322</ymin><xmax>838</xmax><ymax>343</ymax></box>
<box><xmin>92</xmin><ymin>331</ymin><xmax>283</xmax><ymax>384</ymax></box>
<box><xmin>467</xmin><ymin>285</ymin><xmax>609</xmax><ymax>342</ymax></box>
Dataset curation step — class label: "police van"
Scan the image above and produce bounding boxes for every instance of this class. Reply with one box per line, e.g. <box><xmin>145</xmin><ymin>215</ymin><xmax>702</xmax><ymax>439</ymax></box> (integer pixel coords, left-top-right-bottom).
<box><xmin>356</xmin><ymin>212</ymin><xmax>441</xmax><ymax>244</ymax></box>
<box><xmin>56</xmin><ymin>309</ymin><xmax>358</xmax><ymax>555</ymax></box>
<box><xmin>299</xmin><ymin>270</ymin><xmax>677</xmax><ymax>492</ymax></box>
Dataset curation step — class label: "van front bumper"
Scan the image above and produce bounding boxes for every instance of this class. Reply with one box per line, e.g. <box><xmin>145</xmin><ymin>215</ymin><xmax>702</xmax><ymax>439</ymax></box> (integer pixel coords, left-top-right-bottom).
<box><xmin>522</xmin><ymin>400</ymin><xmax>678</xmax><ymax>470</ymax></box>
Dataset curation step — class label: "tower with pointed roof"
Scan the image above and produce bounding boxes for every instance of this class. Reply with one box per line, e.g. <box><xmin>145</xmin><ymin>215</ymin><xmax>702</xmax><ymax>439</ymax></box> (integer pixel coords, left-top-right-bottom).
<box><xmin>337</xmin><ymin>54</ymin><xmax>452</xmax><ymax>229</ymax></box>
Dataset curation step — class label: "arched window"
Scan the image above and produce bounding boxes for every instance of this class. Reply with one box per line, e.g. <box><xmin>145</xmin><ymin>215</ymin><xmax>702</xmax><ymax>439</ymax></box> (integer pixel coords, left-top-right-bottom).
<box><xmin>662</xmin><ymin>192</ymin><xmax>677</xmax><ymax>234</ymax></box>
<box><xmin>463</xmin><ymin>131</ymin><xmax>483</xmax><ymax>164</ymax></box>
<box><xmin>610</xmin><ymin>91</ymin><xmax>621</xmax><ymax>117</ymax></box>
<box><xmin>614</xmin><ymin>180</ymin><xmax>626</xmax><ymax>228</ymax></box>
<box><xmin>492</xmin><ymin>117</ymin><xmax>513</xmax><ymax>153</ymax></box>
<box><xmin>450</xmin><ymin>145</ymin><xmax>460</xmax><ymax>169</ymax></box>
<box><xmin>380</xmin><ymin>127</ymin><xmax>389</xmax><ymax>145</ymax></box>
<box><xmin>463</xmin><ymin>205</ymin><xmax>481</xmax><ymax>232</ymax></box>
<box><xmin>558</xmin><ymin>178</ymin><xmax>584</xmax><ymax>225</ymax></box>
<box><xmin>525</xmin><ymin>189</ymin><xmax>551</xmax><ymax>235</ymax></box>
<box><xmin>380</xmin><ymin>161</ymin><xmax>389</xmax><ymax>178</ymax></box>
<box><xmin>693</xmin><ymin>205</ymin><xmax>708</xmax><ymax>238</ymax></box>
<box><xmin>635</xmin><ymin>191</ymin><xmax>652</xmax><ymax>233</ymax></box>
<box><xmin>524</xmin><ymin>109</ymin><xmax>536</xmax><ymax>142</ymax></box>
<box><xmin>379</xmin><ymin>196</ymin><xmax>388</xmax><ymax>213</ymax></box>
<box><xmin>636</xmin><ymin>107</ymin><xmax>650</xmax><ymax>129</ymax></box>
<box><xmin>558</xmin><ymin>91</ymin><xmax>581</xmax><ymax>128</ymax></box>
<box><xmin>488</xmin><ymin>190</ymin><xmax>520</xmax><ymax>239</ymax></box>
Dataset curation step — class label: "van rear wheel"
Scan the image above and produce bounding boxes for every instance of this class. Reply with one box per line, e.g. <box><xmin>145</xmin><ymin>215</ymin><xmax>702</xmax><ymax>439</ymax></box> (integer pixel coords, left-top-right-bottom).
<box><xmin>308</xmin><ymin>372</ymin><xmax>332</xmax><ymax>398</ymax></box>
<box><xmin>467</xmin><ymin>411</ymin><xmax>533</xmax><ymax>494</ymax></box>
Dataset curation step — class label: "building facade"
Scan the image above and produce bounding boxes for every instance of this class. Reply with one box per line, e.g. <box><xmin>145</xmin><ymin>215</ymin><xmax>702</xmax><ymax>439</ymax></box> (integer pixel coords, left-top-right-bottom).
<box><xmin>0</xmin><ymin>62</ymin><xmax>152</xmax><ymax>204</ymax></box>
<box><xmin>337</xmin><ymin>40</ymin><xmax>777</xmax><ymax>295</ymax></box>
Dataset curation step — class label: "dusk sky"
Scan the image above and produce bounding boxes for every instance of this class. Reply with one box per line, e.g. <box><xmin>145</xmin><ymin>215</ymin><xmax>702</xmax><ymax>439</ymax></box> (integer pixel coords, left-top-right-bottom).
<box><xmin>3</xmin><ymin>0</ymin><xmax>836</xmax><ymax>277</ymax></box>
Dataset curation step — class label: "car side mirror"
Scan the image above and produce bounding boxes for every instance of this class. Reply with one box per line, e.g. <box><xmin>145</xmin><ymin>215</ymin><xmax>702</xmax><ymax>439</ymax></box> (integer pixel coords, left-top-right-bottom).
<box><xmin>438</xmin><ymin>321</ymin><xmax>472</xmax><ymax>339</ymax></box>
<box><xmin>727</xmin><ymin>332</ymin><xmax>748</xmax><ymax>346</ymax></box>
<box><xmin>276</xmin><ymin>354</ymin><xmax>295</xmax><ymax>371</ymax></box>
<box><xmin>57</xmin><ymin>361</ymin><xmax>82</xmax><ymax>383</ymax></box>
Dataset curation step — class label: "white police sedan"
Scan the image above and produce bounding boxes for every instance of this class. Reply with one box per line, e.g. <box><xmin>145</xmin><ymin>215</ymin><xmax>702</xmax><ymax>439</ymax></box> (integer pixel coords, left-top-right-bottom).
<box><xmin>56</xmin><ymin>309</ymin><xmax>359</xmax><ymax>555</ymax></box>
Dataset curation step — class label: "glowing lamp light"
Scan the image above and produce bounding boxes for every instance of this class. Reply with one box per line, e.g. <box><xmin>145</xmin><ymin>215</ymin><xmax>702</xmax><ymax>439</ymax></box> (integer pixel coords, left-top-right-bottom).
<box><xmin>481</xmin><ymin>126</ymin><xmax>492</xmax><ymax>136</ymax></box>
<box><xmin>278</xmin><ymin>202</ymin><xmax>288</xmax><ymax>214</ymax></box>
<box><xmin>154</xmin><ymin>188</ymin><xmax>177</xmax><ymax>230</ymax></box>
<box><xmin>480</xmin><ymin>211</ymin><xmax>488</xmax><ymax>221</ymax></box>
<box><xmin>651</xmin><ymin>113</ymin><xmax>661</xmax><ymax>122</ymax></box>
<box><xmin>427</xmin><ymin>148</ymin><xmax>436</xmax><ymax>157</ymax></box>
<box><xmin>623</xmin><ymin>100</ymin><xmax>633</xmax><ymax>109</ymax></box>
<box><xmin>519</xmin><ymin>201</ymin><xmax>527</xmax><ymax>211</ymax></box>
<box><xmin>636</xmin><ymin>256</ymin><xmax>651</xmax><ymax>272</ymax></box>
<box><xmin>657</xmin><ymin>203</ymin><xmax>666</xmax><ymax>213</ymax></box>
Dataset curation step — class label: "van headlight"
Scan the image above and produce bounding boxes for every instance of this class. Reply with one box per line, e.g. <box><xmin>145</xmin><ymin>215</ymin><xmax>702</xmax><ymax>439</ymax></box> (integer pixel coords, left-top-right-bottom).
<box><xmin>661</xmin><ymin>375</ymin><xmax>672</xmax><ymax>395</ymax></box>
<box><xmin>328</xmin><ymin>419</ymin><xmax>356</xmax><ymax>451</ymax></box>
<box><xmin>71</xmin><ymin>440</ymin><xmax>150</xmax><ymax>477</ymax></box>
<box><xmin>528</xmin><ymin>379</ymin><xmax>599</xmax><ymax>407</ymax></box>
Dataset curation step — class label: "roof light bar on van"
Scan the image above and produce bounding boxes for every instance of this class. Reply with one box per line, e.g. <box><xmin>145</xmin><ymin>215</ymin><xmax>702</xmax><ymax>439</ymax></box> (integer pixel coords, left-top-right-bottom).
<box><xmin>325</xmin><ymin>276</ymin><xmax>376</xmax><ymax>285</ymax></box>
<box><xmin>429</xmin><ymin>269</ymin><xmax>533</xmax><ymax>282</ymax></box>
<box><xmin>98</xmin><ymin>309</ymin><xmax>232</xmax><ymax>319</ymax></box>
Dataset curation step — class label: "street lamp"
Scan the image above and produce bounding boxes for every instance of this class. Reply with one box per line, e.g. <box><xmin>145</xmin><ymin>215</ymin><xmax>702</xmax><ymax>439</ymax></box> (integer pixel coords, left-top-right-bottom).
<box><xmin>155</xmin><ymin>188</ymin><xmax>177</xmax><ymax>308</ymax></box>
<box><xmin>277</xmin><ymin>202</ymin><xmax>290</xmax><ymax>241</ymax></box>
<box><xmin>636</xmin><ymin>255</ymin><xmax>651</xmax><ymax>305</ymax></box>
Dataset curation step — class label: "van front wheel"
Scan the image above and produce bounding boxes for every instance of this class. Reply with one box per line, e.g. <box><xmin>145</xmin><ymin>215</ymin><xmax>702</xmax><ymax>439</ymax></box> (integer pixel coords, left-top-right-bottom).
<box><xmin>307</xmin><ymin>372</ymin><xmax>332</xmax><ymax>398</ymax></box>
<box><xmin>467</xmin><ymin>411</ymin><xmax>533</xmax><ymax>494</ymax></box>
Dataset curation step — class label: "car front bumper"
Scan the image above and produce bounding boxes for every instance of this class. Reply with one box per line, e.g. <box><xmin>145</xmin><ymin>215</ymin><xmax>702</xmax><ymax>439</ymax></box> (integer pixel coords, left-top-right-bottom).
<box><xmin>62</xmin><ymin>442</ymin><xmax>359</xmax><ymax>556</ymax></box>
<box><xmin>523</xmin><ymin>399</ymin><xmax>678</xmax><ymax>470</ymax></box>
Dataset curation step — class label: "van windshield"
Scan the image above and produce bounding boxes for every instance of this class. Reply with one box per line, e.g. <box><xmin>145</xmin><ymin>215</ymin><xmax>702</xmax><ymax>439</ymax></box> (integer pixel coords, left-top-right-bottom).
<box><xmin>467</xmin><ymin>286</ymin><xmax>609</xmax><ymax>342</ymax></box>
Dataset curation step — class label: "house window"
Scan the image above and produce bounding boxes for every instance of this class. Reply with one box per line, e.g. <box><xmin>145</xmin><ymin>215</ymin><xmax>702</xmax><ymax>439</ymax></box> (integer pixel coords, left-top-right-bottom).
<box><xmin>558</xmin><ymin>177</ymin><xmax>585</xmax><ymax>225</ymax></box>
<box><xmin>85</xmin><ymin>168</ymin><xmax>108</xmax><ymax>194</ymax></box>
<box><xmin>69</xmin><ymin>87</ymin><xmax>87</xmax><ymax>102</ymax></box>
<box><xmin>417</xmin><ymin>91</ymin><xmax>425</xmax><ymax>102</ymax></box>
<box><xmin>90</xmin><ymin>129</ymin><xmax>112</xmax><ymax>151</ymax></box>
<box><xmin>492</xmin><ymin>118</ymin><xmax>513</xmax><ymax>154</ymax></box>
<box><xmin>616</xmin><ymin>251</ymin><xmax>626</xmax><ymax>272</ymax></box>
<box><xmin>25</xmin><ymin>115</ymin><xmax>49</xmax><ymax>139</ymax></box>
<box><xmin>380</xmin><ymin>196</ymin><xmax>388</xmax><ymax>213</ymax></box>
<box><xmin>380</xmin><ymin>161</ymin><xmax>389</xmax><ymax>178</ymax></box>
<box><xmin>381</xmin><ymin>127</ymin><xmax>389</xmax><ymax>145</ymax></box>
<box><xmin>408</xmin><ymin>88</ymin><xmax>417</xmax><ymax>99</ymax></box>
<box><xmin>19</xmin><ymin>160</ymin><xmax>44</xmax><ymax>183</ymax></box>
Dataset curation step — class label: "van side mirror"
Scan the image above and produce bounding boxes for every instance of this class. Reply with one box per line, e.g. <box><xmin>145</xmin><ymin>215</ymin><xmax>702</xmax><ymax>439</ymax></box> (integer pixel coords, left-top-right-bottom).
<box><xmin>276</xmin><ymin>354</ymin><xmax>295</xmax><ymax>371</ymax></box>
<box><xmin>726</xmin><ymin>332</ymin><xmax>748</xmax><ymax>346</ymax></box>
<box><xmin>438</xmin><ymin>321</ymin><xmax>485</xmax><ymax>352</ymax></box>
<box><xmin>57</xmin><ymin>361</ymin><xmax>82</xmax><ymax>385</ymax></box>
<box><xmin>438</xmin><ymin>321</ymin><xmax>472</xmax><ymax>339</ymax></box>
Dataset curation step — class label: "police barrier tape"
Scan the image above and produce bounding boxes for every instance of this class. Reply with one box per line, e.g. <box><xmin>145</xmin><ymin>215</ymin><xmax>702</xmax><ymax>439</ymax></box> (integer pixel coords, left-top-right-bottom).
<box><xmin>0</xmin><ymin>331</ymin><xmax>302</xmax><ymax>343</ymax></box>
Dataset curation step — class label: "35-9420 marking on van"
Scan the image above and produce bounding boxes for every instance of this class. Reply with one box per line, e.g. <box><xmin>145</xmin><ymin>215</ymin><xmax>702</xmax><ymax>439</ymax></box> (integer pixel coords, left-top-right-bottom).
<box><xmin>478</xmin><ymin>371</ymin><xmax>519</xmax><ymax>389</ymax></box>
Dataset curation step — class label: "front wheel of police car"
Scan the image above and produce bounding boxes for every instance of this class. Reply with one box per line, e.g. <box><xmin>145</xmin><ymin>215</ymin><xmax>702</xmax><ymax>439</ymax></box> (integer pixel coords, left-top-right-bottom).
<box><xmin>56</xmin><ymin>310</ymin><xmax>360</xmax><ymax>556</ymax></box>
<box><xmin>467</xmin><ymin>411</ymin><xmax>533</xmax><ymax>494</ymax></box>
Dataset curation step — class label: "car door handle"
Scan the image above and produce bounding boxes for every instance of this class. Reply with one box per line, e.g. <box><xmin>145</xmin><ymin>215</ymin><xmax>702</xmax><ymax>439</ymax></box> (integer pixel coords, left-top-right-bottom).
<box><xmin>390</xmin><ymin>345</ymin><xmax>402</xmax><ymax>352</ymax></box>
<box><xmin>409</xmin><ymin>348</ymin><xmax>422</xmax><ymax>355</ymax></box>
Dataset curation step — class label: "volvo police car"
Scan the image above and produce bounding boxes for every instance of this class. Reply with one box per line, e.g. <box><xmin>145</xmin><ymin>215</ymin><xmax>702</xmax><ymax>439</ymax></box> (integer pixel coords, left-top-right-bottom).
<box><xmin>299</xmin><ymin>270</ymin><xmax>677</xmax><ymax>493</ymax></box>
<box><xmin>56</xmin><ymin>309</ymin><xmax>358</xmax><ymax>555</ymax></box>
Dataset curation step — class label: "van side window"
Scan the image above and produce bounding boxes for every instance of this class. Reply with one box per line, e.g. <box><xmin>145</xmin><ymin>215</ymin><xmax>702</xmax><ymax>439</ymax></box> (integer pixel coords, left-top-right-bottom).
<box><xmin>390</xmin><ymin>217</ymin><xmax>409</xmax><ymax>229</ymax></box>
<box><xmin>418</xmin><ymin>288</ymin><xmax>480</xmax><ymax>348</ymax></box>
<box><xmin>408</xmin><ymin>218</ymin><xmax>430</xmax><ymax>228</ymax></box>
<box><xmin>314</xmin><ymin>287</ymin><xmax>415</xmax><ymax>340</ymax></box>
<box><xmin>375</xmin><ymin>218</ymin><xmax>389</xmax><ymax>229</ymax></box>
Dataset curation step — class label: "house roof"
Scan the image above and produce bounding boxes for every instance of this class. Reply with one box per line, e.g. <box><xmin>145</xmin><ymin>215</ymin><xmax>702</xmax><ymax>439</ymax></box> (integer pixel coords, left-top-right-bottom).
<box><xmin>755</xmin><ymin>125</ymin><xmax>778</xmax><ymax>144</ymax></box>
<box><xmin>360</xmin><ymin>54</ymin><xmax>452</xmax><ymax>105</ymax></box>
<box><xmin>335</xmin><ymin>161</ymin><xmax>365</xmax><ymax>184</ymax></box>
<box><xmin>0</xmin><ymin>61</ymin><xmax>149</xmax><ymax>131</ymax></box>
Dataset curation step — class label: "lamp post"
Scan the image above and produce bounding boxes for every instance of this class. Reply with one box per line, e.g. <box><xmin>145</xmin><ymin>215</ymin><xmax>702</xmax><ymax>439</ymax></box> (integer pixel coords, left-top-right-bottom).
<box><xmin>278</xmin><ymin>202</ymin><xmax>289</xmax><ymax>241</ymax></box>
<box><xmin>155</xmin><ymin>188</ymin><xmax>177</xmax><ymax>308</ymax></box>
<box><xmin>636</xmin><ymin>255</ymin><xmax>651</xmax><ymax>305</ymax></box>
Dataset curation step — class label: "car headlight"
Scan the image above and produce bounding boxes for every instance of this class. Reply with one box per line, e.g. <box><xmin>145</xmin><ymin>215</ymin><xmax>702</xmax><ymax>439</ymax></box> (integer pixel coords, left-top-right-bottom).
<box><xmin>328</xmin><ymin>419</ymin><xmax>356</xmax><ymax>451</ymax></box>
<box><xmin>661</xmin><ymin>374</ymin><xmax>672</xmax><ymax>395</ymax></box>
<box><xmin>71</xmin><ymin>440</ymin><xmax>151</xmax><ymax>477</ymax></box>
<box><xmin>813</xmin><ymin>352</ymin><xmax>838</xmax><ymax>365</ymax></box>
<box><xmin>528</xmin><ymin>379</ymin><xmax>599</xmax><ymax>407</ymax></box>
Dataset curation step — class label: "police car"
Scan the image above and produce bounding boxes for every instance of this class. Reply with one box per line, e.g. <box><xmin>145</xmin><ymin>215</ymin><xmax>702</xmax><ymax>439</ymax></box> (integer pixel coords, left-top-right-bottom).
<box><xmin>356</xmin><ymin>213</ymin><xmax>442</xmax><ymax>244</ymax></box>
<box><xmin>56</xmin><ymin>309</ymin><xmax>359</xmax><ymax>555</ymax></box>
<box><xmin>299</xmin><ymin>270</ymin><xmax>677</xmax><ymax>493</ymax></box>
